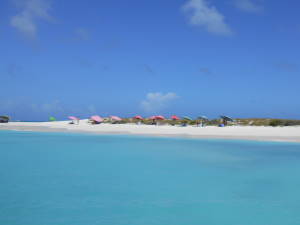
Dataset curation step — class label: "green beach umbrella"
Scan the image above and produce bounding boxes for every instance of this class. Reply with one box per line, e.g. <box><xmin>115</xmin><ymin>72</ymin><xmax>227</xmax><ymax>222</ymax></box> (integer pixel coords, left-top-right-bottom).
<box><xmin>49</xmin><ymin>116</ymin><xmax>56</xmax><ymax>122</ymax></box>
<box><xmin>183</xmin><ymin>116</ymin><xmax>192</xmax><ymax>121</ymax></box>
<box><xmin>220</xmin><ymin>115</ymin><xmax>233</xmax><ymax>122</ymax></box>
<box><xmin>198</xmin><ymin>116</ymin><xmax>208</xmax><ymax>120</ymax></box>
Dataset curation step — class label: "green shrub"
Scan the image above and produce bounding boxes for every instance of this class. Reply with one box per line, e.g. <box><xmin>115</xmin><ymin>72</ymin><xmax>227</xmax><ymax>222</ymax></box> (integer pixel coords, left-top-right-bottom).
<box><xmin>269</xmin><ymin>119</ymin><xmax>284</xmax><ymax>127</ymax></box>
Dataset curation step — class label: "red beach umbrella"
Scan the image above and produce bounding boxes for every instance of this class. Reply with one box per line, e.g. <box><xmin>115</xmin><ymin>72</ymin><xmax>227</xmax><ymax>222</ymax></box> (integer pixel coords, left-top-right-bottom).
<box><xmin>155</xmin><ymin>115</ymin><xmax>165</xmax><ymax>120</ymax></box>
<box><xmin>134</xmin><ymin>115</ymin><xmax>143</xmax><ymax>120</ymax></box>
<box><xmin>90</xmin><ymin>115</ymin><xmax>103</xmax><ymax>123</ymax></box>
<box><xmin>171</xmin><ymin>115</ymin><xmax>180</xmax><ymax>120</ymax></box>
<box><xmin>110</xmin><ymin>116</ymin><xmax>122</xmax><ymax>121</ymax></box>
<box><xmin>68</xmin><ymin>116</ymin><xmax>79</xmax><ymax>121</ymax></box>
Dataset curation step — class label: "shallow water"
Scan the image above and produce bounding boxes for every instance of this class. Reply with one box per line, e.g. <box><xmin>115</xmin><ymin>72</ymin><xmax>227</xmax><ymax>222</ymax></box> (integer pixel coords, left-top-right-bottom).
<box><xmin>1</xmin><ymin>131</ymin><xmax>300</xmax><ymax>225</ymax></box>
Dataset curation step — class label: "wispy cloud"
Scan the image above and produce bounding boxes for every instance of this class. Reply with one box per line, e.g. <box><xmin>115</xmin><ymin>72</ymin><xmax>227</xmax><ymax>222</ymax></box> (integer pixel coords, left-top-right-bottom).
<box><xmin>10</xmin><ymin>0</ymin><xmax>53</xmax><ymax>38</ymax></box>
<box><xmin>74</xmin><ymin>28</ymin><xmax>90</xmax><ymax>41</ymax></box>
<box><xmin>144</xmin><ymin>64</ymin><xmax>155</xmax><ymax>74</ymax></box>
<box><xmin>233</xmin><ymin>0</ymin><xmax>263</xmax><ymax>13</ymax></box>
<box><xmin>182</xmin><ymin>0</ymin><xmax>233</xmax><ymax>36</ymax></box>
<box><xmin>31</xmin><ymin>100</ymin><xmax>65</xmax><ymax>114</ymax></box>
<box><xmin>199</xmin><ymin>67</ymin><xmax>213</xmax><ymax>75</ymax></box>
<box><xmin>6</xmin><ymin>63</ymin><xmax>22</xmax><ymax>78</ymax></box>
<box><xmin>275</xmin><ymin>62</ymin><xmax>298</xmax><ymax>72</ymax></box>
<box><xmin>140</xmin><ymin>92</ymin><xmax>179</xmax><ymax>113</ymax></box>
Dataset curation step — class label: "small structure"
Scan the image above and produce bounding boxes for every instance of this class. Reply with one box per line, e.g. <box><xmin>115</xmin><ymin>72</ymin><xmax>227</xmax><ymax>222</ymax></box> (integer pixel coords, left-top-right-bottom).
<box><xmin>0</xmin><ymin>116</ymin><xmax>10</xmax><ymax>123</ymax></box>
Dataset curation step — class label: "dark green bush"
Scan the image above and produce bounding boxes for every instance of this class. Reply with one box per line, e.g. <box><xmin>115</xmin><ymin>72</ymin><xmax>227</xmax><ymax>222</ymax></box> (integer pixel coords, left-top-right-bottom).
<box><xmin>269</xmin><ymin>119</ymin><xmax>284</xmax><ymax>127</ymax></box>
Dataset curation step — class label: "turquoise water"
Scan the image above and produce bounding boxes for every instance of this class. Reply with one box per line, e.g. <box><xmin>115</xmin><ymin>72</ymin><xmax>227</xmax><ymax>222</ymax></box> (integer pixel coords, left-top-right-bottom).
<box><xmin>1</xmin><ymin>131</ymin><xmax>300</xmax><ymax>225</ymax></box>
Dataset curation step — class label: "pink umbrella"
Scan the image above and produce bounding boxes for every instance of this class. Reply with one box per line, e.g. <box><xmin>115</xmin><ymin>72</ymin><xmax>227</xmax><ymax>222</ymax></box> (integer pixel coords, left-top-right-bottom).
<box><xmin>68</xmin><ymin>116</ymin><xmax>79</xmax><ymax>121</ymax></box>
<box><xmin>171</xmin><ymin>115</ymin><xmax>180</xmax><ymax>120</ymax></box>
<box><xmin>134</xmin><ymin>115</ymin><xmax>143</xmax><ymax>120</ymax></box>
<box><xmin>149</xmin><ymin>116</ymin><xmax>156</xmax><ymax>120</ymax></box>
<box><xmin>90</xmin><ymin>115</ymin><xmax>103</xmax><ymax>123</ymax></box>
<box><xmin>155</xmin><ymin>115</ymin><xmax>165</xmax><ymax>120</ymax></box>
<box><xmin>110</xmin><ymin>116</ymin><xmax>122</xmax><ymax>121</ymax></box>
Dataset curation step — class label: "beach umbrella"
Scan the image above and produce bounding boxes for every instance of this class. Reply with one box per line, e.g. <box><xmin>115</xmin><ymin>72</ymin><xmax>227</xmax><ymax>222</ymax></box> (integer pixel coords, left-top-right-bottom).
<box><xmin>110</xmin><ymin>116</ymin><xmax>122</xmax><ymax>121</ymax></box>
<box><xmin>134</xmin><ymin>115</ymin><xmax>143</xmax><ymax>120</ymax></box>
<box><xmin>171</xmin><ymin>115</ymin><xmax>180</xmax><ymax>120</ymax></box>
<box><xmin>155</xmin><ymin>115</ymin><xmax>165</xmax><ymax>120</ymax></box>
<box><xmin>183</xmin><ymin>116</ymin><xmax>192</xmax><ymax>121</ymax></box>
<box><xmin>149</xmin><ymin>116</ymin><xmax>156</xmax><ymax>120</ymax></box>
<box><xmin>90</xmin><ymin>115</ymin><xmax>103</xmax><ymax>123</ymax></box>
<box><xmin>68</xmin><ymin>116</ymin><xmax>79</xmax><ymax>121</ymax></box>
<box><xmin>49</xmin><ymin>116</ymin><xmax>56</xmax><ymax>122</ymax></box>
<box><xmin>220</xmin><ymin>115</ymin><xmax>233</xmax><ymax>122</ymax></box>
<box><xmin>198</xmin><ymin>116</ymin><xmax>208</xmax><ymax>120</ymax></box>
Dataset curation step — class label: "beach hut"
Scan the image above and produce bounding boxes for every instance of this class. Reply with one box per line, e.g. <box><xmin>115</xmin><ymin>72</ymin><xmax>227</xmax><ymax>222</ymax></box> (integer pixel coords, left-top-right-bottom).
<box><xmin>110</xmin><ymin>116</ymin><xmax>122</xmax><ymax>124</ymax></box>
<box><xmin>220</xmin><ymin>115</ymin><xmax>234</xmax><ymax>126</ymax></box>
<box><xmin>68</xmin><ymin>116</ymin><xmax>80</xmax><ymax>125</ymax></box>
<box><xmin>0</xmin><ymin>116</ymin><xmax>9</xmax><ymax>123</ymax></box>
<box><xmin>90</xmin><ymin>115</ymin><xmax>103</xmax><ymax>124</ymax></box>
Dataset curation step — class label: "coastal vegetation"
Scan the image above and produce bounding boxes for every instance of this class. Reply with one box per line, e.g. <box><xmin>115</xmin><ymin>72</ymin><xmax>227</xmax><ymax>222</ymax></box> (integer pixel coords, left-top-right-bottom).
<box><xmin>235</xmin><ymin>118</ymin><xmax>300</xmax><ymax>126</ymax></box>
<box><xmin>106</xmin><ymin>117</ymin><xmax>300</xmax><ymax>127</ymax></box>
<box><xmin>0</xmin><ymin>116</ymin><xmax>10</xmax><ymax>123</ymax></box>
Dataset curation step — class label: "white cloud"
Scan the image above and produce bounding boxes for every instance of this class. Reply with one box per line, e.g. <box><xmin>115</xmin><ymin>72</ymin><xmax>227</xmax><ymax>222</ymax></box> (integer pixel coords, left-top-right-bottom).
<box><xmin>140</xmin><ymin>92</ymin><xmax>179</xmax><ymax>113</ymax></box>
<box><xmin>233</xmin><ymin>0</ymin><xmax>263</xmax><ymax>13</ymax></box>
<box><xmin>182</xmin><ymin>0</ymin><xmax>233</xmax><ymax>36</ymax></box>
<box><xmin>10</xmin><ymin>0</ymin><xmax>52</xmax><ymax>38</ymax></box>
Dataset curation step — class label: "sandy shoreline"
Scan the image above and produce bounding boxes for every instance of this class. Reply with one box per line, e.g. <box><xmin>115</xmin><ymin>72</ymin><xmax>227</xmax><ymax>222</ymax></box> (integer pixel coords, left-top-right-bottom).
<box><xmin>1</xmin><ymin>120</ymin><xmax>300</xmax><ymax>143</ymax></box>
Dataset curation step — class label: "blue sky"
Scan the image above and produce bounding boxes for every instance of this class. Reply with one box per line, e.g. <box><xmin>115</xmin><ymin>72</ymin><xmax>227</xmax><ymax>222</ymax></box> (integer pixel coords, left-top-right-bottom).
<box><xmin>1</xmin><ymin>0</ymin><xmax>300</xmax><ymax>121</ymax></box>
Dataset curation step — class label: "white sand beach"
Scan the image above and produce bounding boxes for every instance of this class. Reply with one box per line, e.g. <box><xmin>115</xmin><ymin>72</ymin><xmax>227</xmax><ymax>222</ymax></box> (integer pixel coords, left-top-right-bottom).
<box><xmin>1</xmin><ymin>120</ymin><xmax>300</xmax><ymax>143</ymax></box>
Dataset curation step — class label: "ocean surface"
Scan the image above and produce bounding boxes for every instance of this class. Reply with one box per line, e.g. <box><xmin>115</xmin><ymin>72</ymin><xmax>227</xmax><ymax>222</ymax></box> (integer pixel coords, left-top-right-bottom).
<box><xmin>1</xmin><ymin>131</ymin><xmax>300</xmax><ymax>225</ymax></box>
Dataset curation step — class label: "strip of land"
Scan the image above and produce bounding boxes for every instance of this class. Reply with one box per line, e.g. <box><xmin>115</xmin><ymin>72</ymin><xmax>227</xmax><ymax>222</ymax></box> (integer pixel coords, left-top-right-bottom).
<box><xmin>1</xmin><ymin>120</ymin><xmax>300</xmax><ymax>143</ymax></box>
